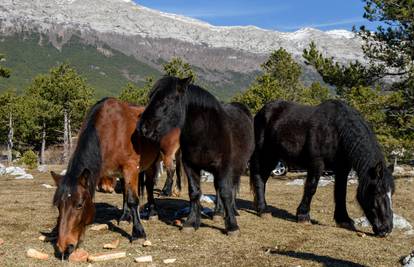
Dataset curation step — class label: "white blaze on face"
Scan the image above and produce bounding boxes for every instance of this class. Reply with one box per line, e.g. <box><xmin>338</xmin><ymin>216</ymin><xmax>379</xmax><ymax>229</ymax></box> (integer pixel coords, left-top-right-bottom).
<box><xmin>387</xmin><ymin>191</ymin><xmax>393</xmax><ymax>211</ymax></box>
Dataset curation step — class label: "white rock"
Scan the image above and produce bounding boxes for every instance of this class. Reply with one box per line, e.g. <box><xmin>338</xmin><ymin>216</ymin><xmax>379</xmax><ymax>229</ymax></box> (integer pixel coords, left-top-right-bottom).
<box><xmin>37</xmin><ymin>165</ymin><xmax>48</xmax><ymax>172</ymax></box>
<box><xmin>15</xmin><ymin>174</ymin><xmax>34</xmax><ymax>179</ymax></box>
<box><xmin>355</xmin><ymin>214</ymin><xmax>413</xmax><ymax>231</ymax></box>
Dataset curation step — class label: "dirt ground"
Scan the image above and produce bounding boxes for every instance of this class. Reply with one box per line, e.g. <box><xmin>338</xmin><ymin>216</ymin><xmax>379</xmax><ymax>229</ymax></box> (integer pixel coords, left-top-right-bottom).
<box><xmin>0</xmin><ymin>167</ymin><xmax>413</xmax><ymax>267</ymax></box>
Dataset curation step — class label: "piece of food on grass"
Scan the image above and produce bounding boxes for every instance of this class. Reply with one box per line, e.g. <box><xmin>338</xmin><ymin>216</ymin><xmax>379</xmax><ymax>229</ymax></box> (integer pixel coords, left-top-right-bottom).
<box><xmin>26</xmin><ymin>248</ymin><xmax>49</xmax><ymax>260</ymax></box>
<box><xmin>143</xmin><ymin>240</ymin><xmax>152</xmax><ymax>247</ymax></box>
<box><xmin>163</xmin><ymin>258</ymin><xmax>177</xmax><ymax>264</ymax></box>
<box><xmin>87</xmin><ymin>251</ymin><xmax>126</xmax><ymax>262</ymax></box>
<box><xmin>38</xmin><ymin>235</ymin><xmax>57</xmax><ymax>242</ymax></box>
<box><xmin>90</xmin><ymin>224</ymin><xmax>109</xmax><ymax>231</ymax></box>
<box><xmin>103</xmin><ymin>239</ymin><xmax>120</xmax><ymax>249</ymax></box>
<box><xmin>0</xmin><ymin>238</ymin><xmax>4</xmax><ymax>245</ymax></box>
<box><xmin>68</xmin><ymin>249</ymin><xmax>89</xmax><ymax>262</ymax></box>
<box><xmin>135</xmin><ymin>255</ymin><xmax>153</xmax><ymax>263</ymax></box>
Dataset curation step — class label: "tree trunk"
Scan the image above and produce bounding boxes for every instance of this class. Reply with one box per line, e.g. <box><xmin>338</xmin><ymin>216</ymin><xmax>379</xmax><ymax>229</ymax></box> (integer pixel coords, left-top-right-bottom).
<box><xmin>63</xmin><ymin>108</ymin><xmax>69</xmax><ymax>163</ymax></box>
<box><xmin>40</xmin><ymin>120</ymin><xmax>46</xmax><ymax>165</ymax></box>
<box><xmin>68</xmin><ymin>114</ymin><xmax>72</xmax><ymax>152</ymax></box>
<box><xmin>7</xmin><ymin>112</ymin><xmax>13</xmax><ymax>165</ymax></box>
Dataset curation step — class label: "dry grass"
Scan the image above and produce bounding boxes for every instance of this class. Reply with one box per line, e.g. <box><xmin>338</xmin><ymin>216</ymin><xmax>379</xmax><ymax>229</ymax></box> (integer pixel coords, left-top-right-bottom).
<box><xmin>0</xmin><ymin>167</ymin><xmax>413</xmax><ymax>267</ymax></box>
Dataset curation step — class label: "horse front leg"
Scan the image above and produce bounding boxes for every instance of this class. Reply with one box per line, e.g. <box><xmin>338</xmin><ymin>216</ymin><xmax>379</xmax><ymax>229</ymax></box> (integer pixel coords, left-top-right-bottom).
<box><xmin>182</xmin><ymin>162</ymin><xmax>202</xmax><ymax>232</ymax></box>
<box><xmin>296</xmin><ymin>159</ymin><xmax>324</xmax><ymax>223</ymax></box>
<box><xmin>123</xmin><ymin>166</ymin><xmax>146</xmax><ymax>241</ymax></box>
<box><xmin>334</xmin><ymin>166</ymin><xmax>355</xmax><ymax>230</ymax></box>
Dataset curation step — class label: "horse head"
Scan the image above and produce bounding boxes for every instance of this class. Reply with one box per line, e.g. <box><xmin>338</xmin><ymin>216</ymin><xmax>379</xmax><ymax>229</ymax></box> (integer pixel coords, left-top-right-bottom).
<box><xmin>357</xmin><ymin>162</ymin><xmax>395</xmax><ymax>237</ymax></box>
<box><xmin>51</xmin><ymin>170</ymin><xmax>95</xmax><ymax>256</ymax></box>
<box><xmin>138</xmin><ymin>76</ymin><xmax>191</xmax><ymax>142</ymax></box>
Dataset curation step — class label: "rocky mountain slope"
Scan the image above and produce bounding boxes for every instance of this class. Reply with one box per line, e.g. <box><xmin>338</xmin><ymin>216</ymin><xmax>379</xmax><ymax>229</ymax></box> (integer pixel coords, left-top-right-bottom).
<box><xmin>0</xmin><ymin>0</ymin><xmax>365</xmax><ymax>98</ymax></box>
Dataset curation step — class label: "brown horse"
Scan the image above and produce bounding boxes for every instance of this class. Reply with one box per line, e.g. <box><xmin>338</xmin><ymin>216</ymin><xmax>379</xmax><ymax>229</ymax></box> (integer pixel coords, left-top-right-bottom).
<box><xmin>50</xmin><ymin>98</ymin><xmax>180</xmax><ymax>257</ymax></box>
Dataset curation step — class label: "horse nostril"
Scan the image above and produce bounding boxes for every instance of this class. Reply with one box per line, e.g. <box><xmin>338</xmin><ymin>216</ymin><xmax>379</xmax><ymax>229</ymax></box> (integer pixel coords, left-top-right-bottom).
<box><xmin>66</xmin><ymin>244</ymin><xmax>75</xmax><ymax>255</ymax></box>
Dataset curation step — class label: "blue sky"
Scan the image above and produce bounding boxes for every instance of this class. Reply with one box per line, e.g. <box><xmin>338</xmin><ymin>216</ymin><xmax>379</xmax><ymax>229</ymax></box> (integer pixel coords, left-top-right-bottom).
<box><xmin>136</xmin><ymin>0</ymin><xmax>379</xmax><ymax>32</ymax></box>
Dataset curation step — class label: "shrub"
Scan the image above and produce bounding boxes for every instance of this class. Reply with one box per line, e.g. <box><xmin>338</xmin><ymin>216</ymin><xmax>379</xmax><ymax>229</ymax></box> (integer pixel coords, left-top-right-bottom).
<box><xmin>19</xmin><ymin>150</ymin><xmax>38</xmax><ymax>169</ymax></box>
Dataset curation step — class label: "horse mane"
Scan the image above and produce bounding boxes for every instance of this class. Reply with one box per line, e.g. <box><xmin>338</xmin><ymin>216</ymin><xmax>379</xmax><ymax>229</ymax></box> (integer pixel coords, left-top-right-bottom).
<box><xmin>53</xmin><ymin>98</ymin><xmax>107</xmax><ymax>205</ymax></box>
<box><xmin>151</xmin><ymin>76</ymin><xmax>222</xmax><ymax>112</ymax></box>
<box><xmin>329</xmin><ymin>100</ymin><xmax>393</xmax><ymax>189</ymax></box>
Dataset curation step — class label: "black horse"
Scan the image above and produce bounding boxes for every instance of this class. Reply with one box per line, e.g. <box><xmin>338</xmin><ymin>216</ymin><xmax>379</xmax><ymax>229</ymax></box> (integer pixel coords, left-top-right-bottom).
<box><xmin>138</xmin><ymin>76</ymin><xmax>254</xmax><ymax>235</ymax></box>
<box><xmin>250</xmin><ymin>100</ymin><xmax>394</xmax><ymax>237</ymax></box>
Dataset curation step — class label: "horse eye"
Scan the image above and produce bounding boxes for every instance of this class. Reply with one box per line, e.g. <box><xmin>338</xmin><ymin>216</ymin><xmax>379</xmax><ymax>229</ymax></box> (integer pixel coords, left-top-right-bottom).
<box><xmin>76</xmin><ymin>202</ymin><xmax>83</xmax><ymax>210</ymax></box>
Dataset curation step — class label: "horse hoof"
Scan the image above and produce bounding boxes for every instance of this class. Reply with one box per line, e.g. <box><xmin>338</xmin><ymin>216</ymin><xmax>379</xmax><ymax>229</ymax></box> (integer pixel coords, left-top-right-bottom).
<box><xmin>227</xmin><ymin>229</ymin><xmax>240</xmax><ymax>237</ymax></box>
<box><xmin>131</xmin><ymin>238</ymin><xmax>146</xmax><ymax>245</ymax></box>
<box><xmin>149</xmin><ymin>215</ymin><xmax>158</xmax><ymax>221</ymax></box>
<box><xmin>260</xmin><ymin>212</ymin><xmax>272</xmax><ymax>219</ymax></box>
<box><xmin>181</xmin><ymin>227</ymin><xmax>195</xmax><ymax>234</ymax></box>
<box><xmin>297</xmin><ymin>214</ymin><xmax>311</xmax><ymax>224</ymax></box>
<box><xmin>213</xmin><ymin>215</ymin><xmax>223</xmax><ymax>222</ymax></box>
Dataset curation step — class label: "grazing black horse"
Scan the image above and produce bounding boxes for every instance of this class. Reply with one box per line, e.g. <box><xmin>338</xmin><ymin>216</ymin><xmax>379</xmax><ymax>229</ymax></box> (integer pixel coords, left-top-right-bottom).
<box><xmin>138</xmin><ymin>76</ymin><xmax>254</xmax><ymax>235</ymax></box>
<box><xmin>250</xmin><ymin>100</ymin><xmax>395</xmax><ymax>237</ymax></box>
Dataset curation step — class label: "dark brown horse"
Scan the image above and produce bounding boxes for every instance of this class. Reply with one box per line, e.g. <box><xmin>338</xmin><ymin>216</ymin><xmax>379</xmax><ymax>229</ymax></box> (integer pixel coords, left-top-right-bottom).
<box><xmin>51</xmin><ymin>98</ymin><xmax>180</xmax><ymax>257</ymax></box>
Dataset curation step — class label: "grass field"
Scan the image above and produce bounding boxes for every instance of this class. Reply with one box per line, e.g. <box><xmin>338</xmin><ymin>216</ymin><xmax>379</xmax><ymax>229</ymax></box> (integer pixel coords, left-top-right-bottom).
<box><xmin>0</xmin><ymin>167</ymin><xmax>413</xmax><ymax>266</ymax></box>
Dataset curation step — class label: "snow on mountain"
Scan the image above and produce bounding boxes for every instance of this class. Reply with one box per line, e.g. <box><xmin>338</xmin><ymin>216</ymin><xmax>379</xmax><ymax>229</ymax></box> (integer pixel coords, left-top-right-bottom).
<box><xmin>0</xmin><ymin>0</ymin><xmax>364</xmax><ymax>83</ymax></box>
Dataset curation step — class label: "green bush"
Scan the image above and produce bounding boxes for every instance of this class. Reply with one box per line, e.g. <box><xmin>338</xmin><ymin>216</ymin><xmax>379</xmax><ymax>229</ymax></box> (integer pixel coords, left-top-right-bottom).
<box><xmin>19</xmin><ymin>150</ymin><xmax>38</xmax><ymax>169</ymax></box>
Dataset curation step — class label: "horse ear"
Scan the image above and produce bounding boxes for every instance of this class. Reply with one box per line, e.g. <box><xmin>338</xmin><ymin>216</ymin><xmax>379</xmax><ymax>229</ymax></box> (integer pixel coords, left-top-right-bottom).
<box><xmin>177</xmin><ymin>77</ymin><xmax>192</xmax><ymax>93</ymax></box>
<box><xmin>51</xmin><ymin>171</ymin><xmax>63</xmax><ymax>186</ymax></box>
<box><xmin>78</xmin><ymin>169</ymin><xmax>91</xmax><ymax>188</ymax></box>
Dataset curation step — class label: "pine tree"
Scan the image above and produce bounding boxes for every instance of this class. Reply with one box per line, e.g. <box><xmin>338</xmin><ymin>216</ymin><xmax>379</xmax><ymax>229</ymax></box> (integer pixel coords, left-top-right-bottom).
<box><xmin>118</xmin><ymin>77</ymin><xmax>154</xmax><ymax>106</ymax></box>
<box><xmin>0</xmin><ymin>54</ymin><xmax>11</xmax><ymax>78</ymax></box>
<box><xmin>163</xmin><ymin>57</ymin><xmax>197</xmax><ymax>81</ymax></box>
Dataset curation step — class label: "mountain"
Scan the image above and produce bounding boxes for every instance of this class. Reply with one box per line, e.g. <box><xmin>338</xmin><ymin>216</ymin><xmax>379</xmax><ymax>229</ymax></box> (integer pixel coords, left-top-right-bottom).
<box><xmin>0</xmin><ymin>0</ymin><xmax>364</xmax><ymax>99</ymax></box>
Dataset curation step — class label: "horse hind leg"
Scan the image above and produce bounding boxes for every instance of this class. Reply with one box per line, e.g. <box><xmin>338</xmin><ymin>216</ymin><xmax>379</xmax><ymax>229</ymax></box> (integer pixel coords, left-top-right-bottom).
<box><xmin>296</xmin><ymin>159</ymin><xmax>324</xmax><ymax>224</ymax></box>
<box><xmin>214</xmin><ymin>179</ymin><xmax>239</xmax><ymax>222</ymax></box>
<box><xmin>334</xmin><ymin>167</ymin><xmax>355</xmax><ymax>231</ymax></box>
<box><xmin>144</xmin><ymin>165</ymin><xmax>159</xmax><ymax>220</ymax></box>
<box><xmin>161</xmin><ymin>166</ymin><xmax>174</xmax><ymax>197</ymax></box>
<box><xmin>217</xmin><ymin>175</ymin><xmax>239</xmax><ymax>235</ymax></box>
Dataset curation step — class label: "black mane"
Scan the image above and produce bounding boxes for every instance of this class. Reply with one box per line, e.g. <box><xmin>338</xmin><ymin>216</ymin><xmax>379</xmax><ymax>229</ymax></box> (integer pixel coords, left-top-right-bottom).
<box><xmin>331</xmin><ymin>100</ymin><xmax>393</xmax><ymax>189</ymax></box>
<box><xmin>53</xmin><ymin>98</ymin><xmax>107</xmax><ymax>205</ymax></box>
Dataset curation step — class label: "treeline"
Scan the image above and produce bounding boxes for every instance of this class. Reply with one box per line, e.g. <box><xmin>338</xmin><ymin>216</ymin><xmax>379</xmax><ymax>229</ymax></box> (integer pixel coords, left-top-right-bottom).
<box><xmin>1</xmin><ymin>0</ymin><xmax>412</xmax><ymax>164</ymax></box>
<box><xmin>0</xmin><ymin>57</ymin><xmax>195</xmax><ymax>165</ymax></box>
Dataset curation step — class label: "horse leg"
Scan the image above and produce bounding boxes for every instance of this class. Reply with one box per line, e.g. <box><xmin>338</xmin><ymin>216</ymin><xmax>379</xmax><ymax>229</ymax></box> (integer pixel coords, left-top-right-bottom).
<box><xmin>334</xmin><ymin>167</ymin><xmax>355</xmax><ymax>230</ymax></box>
<box><xmin>250</xmin><ymin>151</ymin><xmax>274</xmax><ymax>217</ymax></box>
<box><xmin>161</xmin><ymin>157</ymin><xmax>175</xmax><ymax>197</ymax></box>
<box><xmin>214</xmin><ymin>180</ymin><xmax>239</xmax><ymax>221</ymax></box>
<box><xmin>296</xmin><ymin>159</ymin><xmax>324</xmax><ymax>223</ymax></box>
<box><xmin>182</xmin><ymin>162</ymin><xmax>202</xmax><ymax>232</ymax></box>
<box><xmin>118</xmin><ymin>178</ymin><xmax>131</xmax><ymax>224</ymax></box>
<box><xmin>173</xmin><ymin>151</ymin><xmax>182</xmax><ymax>196</ymax></box>
<box><xmin>145</xmin><ymin>164</ymin><xmax>159</xmax><ymax>220</ymax></box>
<box><xmin>123</xmin><ymin>166</ymin><xmax>146</xmax><ymax>241</ymax></box>
<box><xmin>217</xmin><ymin>174</ymin><xmax>239</xmax><ymax>235</ymax></box>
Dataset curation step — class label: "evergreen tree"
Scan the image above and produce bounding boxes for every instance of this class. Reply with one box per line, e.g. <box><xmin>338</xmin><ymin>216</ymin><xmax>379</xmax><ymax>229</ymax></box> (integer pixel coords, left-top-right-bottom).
<box><xmin>0</xmin><ymin>54</ymin><xmax>11</xmax><ymax>78</ymax></box>
<box><xmin>118</xmin><ymin>77</ymin><xmax>154</xmax><ymax>106</ymax></box>
<box><xmin>234</xmin><ymin>48</ymin><xmax>331</xmax><ymax>113</ymax></box>
<box><xmin>163</xmin><ymin>57</ymin><xmax>197</xmax><ymax>81</ymax></box>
